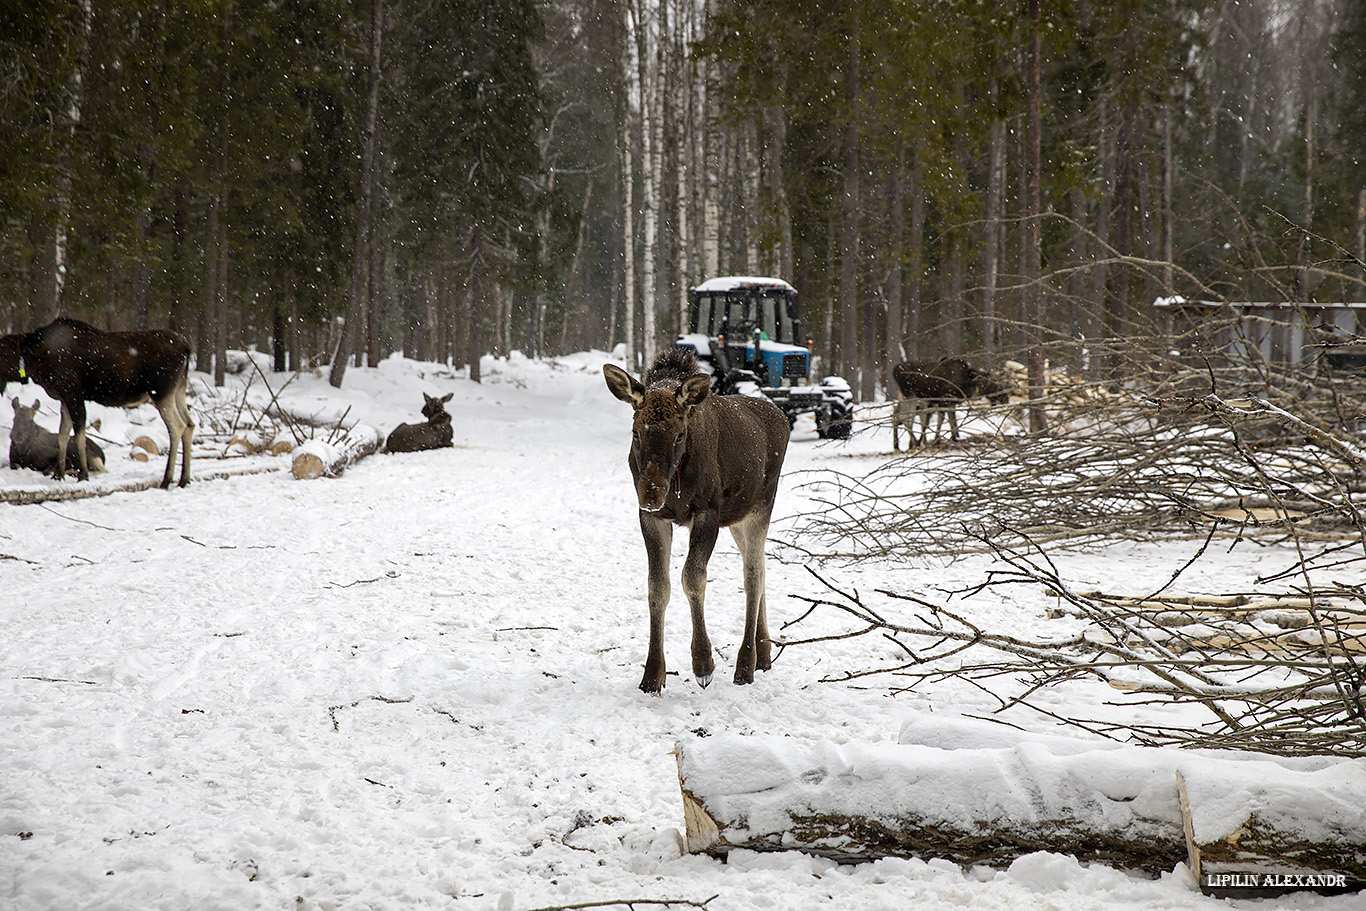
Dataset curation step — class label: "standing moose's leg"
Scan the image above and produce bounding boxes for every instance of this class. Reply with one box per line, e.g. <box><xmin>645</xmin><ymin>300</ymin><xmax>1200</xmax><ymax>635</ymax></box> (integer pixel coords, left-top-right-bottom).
<box><xmin>55</xmin><ymin>400</ymin><xmax>91</xmax><ymax>481</ymax></box>
<box><xmin>154</xmin><ymin>386</ymin><xmax>194</xmax><ymax>488</ymax></box>
<box><xmin>639</xmin><ymin>513</ymin><xmax>675</xmax><ymax>694</ymax></box>
<box><xmin>729</xmin><ymin>507</ymin><xmax>773</xmax><ymax>685</ymax></box>
<box><xmin>681</xmin><ymin>512</ymin><xmax>719</xmax><ymax>688</ymax></box>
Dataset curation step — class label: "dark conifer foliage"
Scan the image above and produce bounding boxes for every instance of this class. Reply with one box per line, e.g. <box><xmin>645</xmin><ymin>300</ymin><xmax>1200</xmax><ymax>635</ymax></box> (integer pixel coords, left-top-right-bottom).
<box><xmin>0</xmin><ymin>1</ymin><xmax>1359</xmax><ymax>389</ymax></box>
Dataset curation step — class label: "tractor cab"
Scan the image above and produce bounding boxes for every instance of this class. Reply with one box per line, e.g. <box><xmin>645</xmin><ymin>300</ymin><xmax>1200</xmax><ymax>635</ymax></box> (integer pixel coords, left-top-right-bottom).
<box><xmin>675</xmin><ymin>276</ymin><xmax>852</xmax><ymax>438</ymax></box>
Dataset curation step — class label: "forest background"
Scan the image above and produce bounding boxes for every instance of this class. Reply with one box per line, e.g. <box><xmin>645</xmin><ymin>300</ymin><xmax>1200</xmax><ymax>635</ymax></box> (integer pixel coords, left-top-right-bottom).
<box><xmin>1</xmin><ymin>0</ymin><xmax>1361</xmax><ymax>400</ymax></box>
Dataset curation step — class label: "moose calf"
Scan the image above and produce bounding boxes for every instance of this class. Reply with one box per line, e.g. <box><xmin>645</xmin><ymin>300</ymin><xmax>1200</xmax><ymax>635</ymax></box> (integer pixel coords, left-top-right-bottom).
<box><xmin>386</xmin><ymin>392</ymin><xmax>454</xmax><ymax>452</ymax></box>
<box><xmin>9</xmin><ymin>398</ymin><xmax>105</xmax><ymax>476</ymax></box>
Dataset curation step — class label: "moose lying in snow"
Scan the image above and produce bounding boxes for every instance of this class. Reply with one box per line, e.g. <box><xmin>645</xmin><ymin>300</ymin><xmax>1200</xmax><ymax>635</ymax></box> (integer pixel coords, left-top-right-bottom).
<box><xmin>604</xmin><ymin>348</ymin><xmax>790</xmax><ymax>694</ymax></box>
<box><xmin>13</xmin><ymin>318</ymin><xmax>194</xmax><ymax>487</ymax></box>
<box><xmin>891</xmin><ymin>356</ymin><xmax>1009</xmax><ymax>449</ymax></box>
<box><xmin>385</xmin><ymin>392</ymin><xmax>454</xmax><ymax>452</ymax></box>
<box><xmin>9</xmin><ymin>398</ymin><xmax>106</xmax><ymax>476</ymax></box>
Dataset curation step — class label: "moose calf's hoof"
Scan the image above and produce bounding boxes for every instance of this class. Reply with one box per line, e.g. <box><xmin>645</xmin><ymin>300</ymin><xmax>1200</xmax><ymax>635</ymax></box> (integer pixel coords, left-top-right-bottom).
<box><xmin>696</xmin><ymin>672</ymin><xmax>713</xmax><ymax>689</ymax></box>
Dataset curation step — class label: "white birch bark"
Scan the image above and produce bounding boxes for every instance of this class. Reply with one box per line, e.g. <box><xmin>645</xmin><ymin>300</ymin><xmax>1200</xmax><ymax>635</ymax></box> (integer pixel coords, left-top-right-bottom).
<box><xmin>631</xmin><ymin>0</ymin><xmax>659</xmax><ymax>365</ymax></box>
<box><xmin>621</xmin><ymin>1</ymin><xmax>637</xmax><ymax>370</ymax></box>
<box><xmin>700</xmin><ymin>0</ymin><xmax>720</xmax><ymax>279</ymax></box>
<box><xmin>743</xmin><ymin>118</ymin><xmax>759</xmax><ymax>274</ymax></box>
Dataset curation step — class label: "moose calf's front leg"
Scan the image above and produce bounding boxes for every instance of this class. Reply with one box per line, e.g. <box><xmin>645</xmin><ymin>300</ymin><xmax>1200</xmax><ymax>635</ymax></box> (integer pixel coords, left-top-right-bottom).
<box><xmin>682</xmin><ymin>515</ymin><xmax>720</xmax><ymax>688</ymax></box>
<box><xmin>639</xmin><ymin>515</ymin><xmax>674</xmax><ymax>694</ymax></box>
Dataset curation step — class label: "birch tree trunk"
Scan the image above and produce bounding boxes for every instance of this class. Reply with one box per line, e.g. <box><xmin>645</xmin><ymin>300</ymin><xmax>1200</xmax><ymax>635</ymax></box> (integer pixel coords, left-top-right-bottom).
<box><xmin>907</xmin><ymin>153</ymin><xmax>924</xmax><ymax>363</ymax></box>
<box><xmin>884</xmin><ymin>148</ymin><xmax>906</xmax><ymax>371</ymax></box>
<box><xmin>621</xmin><ymin>5</ymin><xmax>637</xmax><ymax>371</ymax></box>
<box><xmin>743</xmin><ymin>119</ymin><xmax>760</xmax><ymax>274</ymax></box>
<box><xmin>984</xmin><ymin>105</ymin><xmax>1006</xmax><ymax>356</ymax></box>
<box><xmin>700</xmin><ymin>0</ymin><xmax>721</xmax><ymax>280</ymax></box>
<box><xmin>631</xmin><ymin>0</ymin><xmax>659</xmax><ymax>366</ymax></box>
<box><xmin>330</xmin><ymin>0</ymin><xmax>384</xmax><ymax>388</ymax></box>
<box><xmin>674</xmin><ymin>0</ymin><xmax>693</xmax><ymax>331</ymax></box>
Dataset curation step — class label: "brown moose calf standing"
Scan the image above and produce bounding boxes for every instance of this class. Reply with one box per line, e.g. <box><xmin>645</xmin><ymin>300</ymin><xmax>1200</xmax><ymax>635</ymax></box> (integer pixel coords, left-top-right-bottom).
<box><xmin>604</xmin><ymin>348</ymin><xmax>790</xmax><ymax>694</ymax></box>
<box><xmin>9</xmin><ymin>398</ymin><xmax>105</xmax><ymax>476</ymax></box>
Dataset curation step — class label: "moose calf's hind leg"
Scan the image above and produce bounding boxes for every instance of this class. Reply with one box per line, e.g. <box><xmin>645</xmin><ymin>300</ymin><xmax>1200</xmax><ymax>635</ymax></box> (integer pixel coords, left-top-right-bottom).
<box><xmin>730</xmin><ymin>511</ymin><xmax>771</xmax><ymax>686</ymax></box>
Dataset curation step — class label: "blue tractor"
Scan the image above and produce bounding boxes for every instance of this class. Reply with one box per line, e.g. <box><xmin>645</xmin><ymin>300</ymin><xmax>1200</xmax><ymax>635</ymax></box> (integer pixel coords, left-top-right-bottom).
<box><xmin>674</xmin><ymin>276</ymin><xmax>854</xmax><ymax>439</ymax></box>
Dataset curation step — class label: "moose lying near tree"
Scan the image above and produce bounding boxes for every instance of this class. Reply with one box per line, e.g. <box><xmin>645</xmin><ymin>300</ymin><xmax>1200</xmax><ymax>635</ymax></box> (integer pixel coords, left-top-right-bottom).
<box><xmin>603</xmin><ymin>348</ymin><xmax>790</xmax><ymax>694</ymax></box>
<box><xmin>891</xmin><ymin>356</ymin><xmax>1009</xmax><ymax>449</ymax></box>
<box><xmin>9</xmin><ymin>398</ymin><xmax>106</xmax><ymax>476</ymax></box>
<box><xmin>385</xmin><ymin>392</ymin><xmax>454</xmax><ymax>452</ymax></box>
<box><xmin>10</xmin><ymin>318</ymin><xmax>194</xmax><ymax>487</ymax></box>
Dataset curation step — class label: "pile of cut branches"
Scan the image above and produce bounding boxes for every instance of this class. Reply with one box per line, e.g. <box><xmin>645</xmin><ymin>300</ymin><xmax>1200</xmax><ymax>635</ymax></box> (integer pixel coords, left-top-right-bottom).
<box><xmin>796</xmin><ymin>345</ymin><xmax>1366</xmax><ymax>560</ymax></box>
<box><xmin>783</xmin><ymin>334</ymin><xmax>1366</xmax><ymax>759</ymax></box>
<box><xmin>783</xmin><ymin>543</ymin><xmax>1366</xmax><ymax>758</ymax></box>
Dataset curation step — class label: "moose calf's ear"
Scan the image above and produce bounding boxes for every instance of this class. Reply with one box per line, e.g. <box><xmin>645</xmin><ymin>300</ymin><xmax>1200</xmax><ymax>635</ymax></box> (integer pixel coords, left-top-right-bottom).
<box><xmin>677</xmin><ymin>374</ymin><xmax>711</xmax><ymax>408</ymax></box>
<box><xmin>603</xmin><ymin>363</ymin><xmax>645</xmax><ymax>407</ymax></box>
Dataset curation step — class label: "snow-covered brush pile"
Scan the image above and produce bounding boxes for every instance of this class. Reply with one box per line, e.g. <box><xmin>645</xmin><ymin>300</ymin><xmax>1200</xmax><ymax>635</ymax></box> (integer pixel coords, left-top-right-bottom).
<box><xmin>787</xmin><ymin>369</ymin><xmax>1366</xmax><ymax>560</ymax></box>
<box><xmin>188</xmin><ymin>356</ymin><xmax>385</xmax><ymax>478</ymax></box>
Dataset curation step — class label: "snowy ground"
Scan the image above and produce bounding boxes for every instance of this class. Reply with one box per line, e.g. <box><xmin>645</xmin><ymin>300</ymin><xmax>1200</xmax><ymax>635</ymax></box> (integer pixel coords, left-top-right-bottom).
<box><xmin>1</xmin><ymin>350</ymin><xmax>1360</xmax><ymax>911</ymax></box>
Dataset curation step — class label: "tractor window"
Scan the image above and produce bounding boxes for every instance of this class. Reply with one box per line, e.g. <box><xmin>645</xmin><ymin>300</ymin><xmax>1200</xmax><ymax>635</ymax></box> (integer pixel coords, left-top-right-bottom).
<box><xmin>724</xmin><ymin>294</ymin><xmax>750</xmax><ymax>330</ymax></box>
<box><xmin>692</xmin><ymin>294</ymin><xmax>713</xmax><ymax>335</ymax></box>
<box><xmin>759</xmin><ymin>292</ymin><xmax>780</xmax><ymax>340</ymax></box>
<box><xmin>692</xmin><ymin>293</ymin><xmax>723</xmax><ymax>335</ymax></box>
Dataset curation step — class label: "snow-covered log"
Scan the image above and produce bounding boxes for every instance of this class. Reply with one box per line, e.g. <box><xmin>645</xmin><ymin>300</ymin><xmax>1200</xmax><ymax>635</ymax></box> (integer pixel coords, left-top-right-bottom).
<box><xmin>676</xmin><ymin>726</ymin><xmax>1366</xmax><ymax>888</ymax></box>
<box><xmin>1178</xmin><ymin>766</ymin><xmax>1366</xmax><ymax>894</ymax></box>
<box><xmin>290</xmin><ymin>423</ymin><xmax>381</xmax><ymax>479</ymax></box>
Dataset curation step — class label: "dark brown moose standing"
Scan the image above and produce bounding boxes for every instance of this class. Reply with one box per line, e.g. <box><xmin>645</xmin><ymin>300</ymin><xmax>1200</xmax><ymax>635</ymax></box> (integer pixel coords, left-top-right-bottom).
<box><xmin>603</xmin><ymin>348</ymin><xmax>790</xmax><ymax>694</ymax></box>
<box><xmin>890</xmin><ymin>356</ymin><xmax>1008</xmax><ymax>448</ymax></box>
<box><xmin>16</xmin><ymin>318</ymin><xmax>194</xmax><ymax>488</ymax></box>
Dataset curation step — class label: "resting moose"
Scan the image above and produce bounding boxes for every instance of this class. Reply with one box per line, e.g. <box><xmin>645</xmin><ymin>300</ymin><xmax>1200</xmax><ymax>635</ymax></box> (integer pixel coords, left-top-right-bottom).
<box><xmin>9</xmin><ymin>398</ymin><xmax>105</xmax><ymax>476</ymax></box>
<box><xmin>604</xmin><ymin>348</ymin><xmax>790</xmax><ymax>694</ymax></box>
<box><xmin>16</xmin><ymin>318</ymin><xmax>194</xmax><ymax>487</ymax></box>
<box><xmin>891</xmin><ymin>356</ymin><xmax>1008</xmax><ymax>449</ymax></box>
<box><xmin>385</xmin><ymin>392</ymin><xmax>454</xmax><ymax>452</ymax></box>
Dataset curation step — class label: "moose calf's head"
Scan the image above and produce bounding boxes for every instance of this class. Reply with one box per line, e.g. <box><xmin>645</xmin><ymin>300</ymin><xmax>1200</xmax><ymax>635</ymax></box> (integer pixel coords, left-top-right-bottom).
<box><xmin>603</xmin><ymin>362</ymin><xmax>710</xmax><ymax>513</ymax></box>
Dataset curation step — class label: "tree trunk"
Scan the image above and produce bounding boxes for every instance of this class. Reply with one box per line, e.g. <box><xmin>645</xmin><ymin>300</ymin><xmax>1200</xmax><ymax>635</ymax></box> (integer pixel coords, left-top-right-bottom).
<box><xmin>38</xmin><ymin>0</ymin><xmax>94</xmax><ymax>324</ymax></box>
<box><xmin>132</xmin><ymin>202</ymin><xmax>153</xmax><ymax>330</ymax></box>
<box><xmin>630</xmin><ymin>0</ymin><xmax>659</xmax><ymax>366</ymax></box>
<box><xmin>621</xmin><ymin>32</ymin><xmax>637</xmax><ymax>369</ymax></box>
<box><xmin>468</xmin><ymin>231</ymin><xmax>484</xmax><ymax>383</ymax></box>
<box><xmin>984</xmin><ymin>103</ymin><xmax>1006</xmax><ymax>356</ymax></box>
<box><xmin>907</xmin><ymin>154</ymin><xmax>924</xmax><ymax>363</ymax></box>
<box><xmin>1295</xmin><ymin>90</ymin><xmax>1315</xmax><ymax>301</ymax></box>
<box><xmin>212</xmin><ymin>204</ymin><xmax>228</xmax><ymax>388</ymax></box>
<box><xmin>838</xmin><ymin>6</ymin><xmax>861</xmax><ymax>390</ymax></box>
<box><xmin>329</xmin><ymin>0</ymin><xmax>384</xmax><ymax>388</ymax></box>
<box><xmin>885</xmin><ymin>147</ymin><xmax>906</xmax><ymax>373</ymax></box>
<box><xmin>1023</xmin><ymin>0</ymin><xmax>1047</xmax><ymax>433</ymax></box>
<box><xmin>700</xmin><ymin>0</ymin><xmax>720</xmax><ymax>280</ymax></box>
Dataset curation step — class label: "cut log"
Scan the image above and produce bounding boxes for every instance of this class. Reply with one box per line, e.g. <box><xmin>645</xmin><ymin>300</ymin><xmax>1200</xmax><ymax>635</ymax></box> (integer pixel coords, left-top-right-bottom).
<box><xmin>290</xmin><ymin>424</ymin><xmax>381</xmax><ymax>480</ymax></box>
<box><xmin>1178</xmin><ymin>766</ymin><xmax>1366</xmax><ymax>896</ymax></box>
<box><xmin>676</xmin><ymin>728</ymin><xmax>1366</xmax><ymax>892</ymax></box>
<box><xmin>676</xmin><ymin>732</ymin><xmax>1188</xmax><ymax>871</ymax></box>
